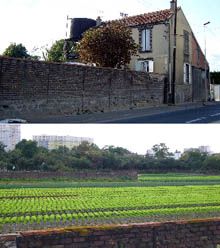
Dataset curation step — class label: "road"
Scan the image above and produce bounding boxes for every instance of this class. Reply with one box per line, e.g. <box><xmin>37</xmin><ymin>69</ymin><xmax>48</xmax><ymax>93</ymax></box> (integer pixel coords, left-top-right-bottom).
<box><xmin>16</xmin><ymin>102</ymin><xmax>220</xmax><ymax>123</ymax></box>
<box><xmin>108</xmin><ymin>103</ymin><xmax>220</xmax><ymax>123</ymax></box>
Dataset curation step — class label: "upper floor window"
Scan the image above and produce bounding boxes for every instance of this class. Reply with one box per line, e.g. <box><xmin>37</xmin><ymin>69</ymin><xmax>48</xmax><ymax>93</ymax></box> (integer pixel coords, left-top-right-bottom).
<box><xmin>184</xmin><ymin>30</ymin><xmax>189</xmax><ymax>55</ymax></box>
<box><xmin>140</xmin><ymin>28</ymin><xmax>152</xmax><ymax>52</ymax></box>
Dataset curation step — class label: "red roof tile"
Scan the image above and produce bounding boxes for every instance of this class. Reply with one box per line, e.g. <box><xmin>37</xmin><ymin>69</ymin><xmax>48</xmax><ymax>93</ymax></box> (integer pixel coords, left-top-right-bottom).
<box><xmin>112</xmin><ymin>9</ymin><xmax>174</xmax><ymax>27</ymax></box>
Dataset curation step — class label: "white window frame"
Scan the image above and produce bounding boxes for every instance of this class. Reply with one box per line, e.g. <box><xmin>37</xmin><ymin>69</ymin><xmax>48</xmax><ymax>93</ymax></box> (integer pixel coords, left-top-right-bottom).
<box><xmin>141</xmin><ymin>29</ymin><xmax>151</xmax><ymax>52</ymax></box>
<box><xmin>136</xmin><ymin>60</ymin><xmax>154</xmax><ymax>73</ymax></box>
<box><xmin>184</xmin><ymin>63</ymin><xmax>192</xmax><ymax>84</ymax></box>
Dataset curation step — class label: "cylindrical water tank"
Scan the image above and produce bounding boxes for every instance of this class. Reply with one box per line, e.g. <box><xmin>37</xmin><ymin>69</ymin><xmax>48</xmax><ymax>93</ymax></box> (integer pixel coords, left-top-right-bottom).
<box><xmin>70</xmin><ymin>18</ymin><xmax>96</xmax><ymax>41</ymax></box>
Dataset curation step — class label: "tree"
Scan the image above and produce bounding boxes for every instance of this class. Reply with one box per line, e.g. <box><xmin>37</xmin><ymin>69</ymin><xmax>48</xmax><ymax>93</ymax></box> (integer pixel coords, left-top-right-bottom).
<box><xmin>152</xmin><ymin>143</ymin><xmax>173</xmax><ymax>160</ymax></box>
<box><xmin>3</xmin><ymin>43</ymin><xmax>30</xmax><ymax>58</ymax></box>
<box><xmin>43</xmin><ymin>39</ymin><xmax>76</xmax><ymax>62</ymax></box>
<box><xmin>15</xmin><ymin>140</ymin><xmax>39</xmax><ymax>159</ymax></box>
<box><xmin>210</xmin><ymin>71</ymin><xmax>220</xmax><ymax>84</ymax></box>
<box><xmin>202</xmin><ymin>154</ymin><xmax>220</xmax><ymax>171</ymax></box>
<box><xmin>78</xmin><ymin>22</ymin><xmax>138</xmax><ymax>68</ymax></box>
<box><xmin>180</xmin><ymin>149</ymin><xmax>208</xmax><ymax>171</ymax></box>
<box><xmin>0</xmin><ymin>142</ymin><xmax>8</xmax><ymax>170</ymax></box>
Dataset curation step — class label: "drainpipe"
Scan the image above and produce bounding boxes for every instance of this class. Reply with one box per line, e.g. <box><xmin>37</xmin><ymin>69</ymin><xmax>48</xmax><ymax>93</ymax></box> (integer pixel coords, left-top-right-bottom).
<box><xmin>170</xmin><ymin>0</ymin><xmax>177</xmax><ymax>105</ymax></box>
<box><xmin>167</xmin><ymin>21</ymin><xmax>172</xmax><ymax>102</ymax></box>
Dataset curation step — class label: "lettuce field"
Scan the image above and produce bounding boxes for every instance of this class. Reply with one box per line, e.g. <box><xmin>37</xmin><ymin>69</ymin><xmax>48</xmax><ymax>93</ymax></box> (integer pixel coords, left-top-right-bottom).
<box><xmin>1</xmin><ymin>174</ymin><xmax>220</xmax><ymax>233</ymax></box>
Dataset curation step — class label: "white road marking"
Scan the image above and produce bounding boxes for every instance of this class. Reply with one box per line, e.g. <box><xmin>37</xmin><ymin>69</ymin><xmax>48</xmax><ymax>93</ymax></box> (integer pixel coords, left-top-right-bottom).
<box><xmin>210</xmin><ymin>113</ymin><xmax>220</xmax><ymax>117</ymax></box>
<box><xmin>186</xmin><ymin>117</ymin><xmax>207</xmax><ymax>124</ymax></box>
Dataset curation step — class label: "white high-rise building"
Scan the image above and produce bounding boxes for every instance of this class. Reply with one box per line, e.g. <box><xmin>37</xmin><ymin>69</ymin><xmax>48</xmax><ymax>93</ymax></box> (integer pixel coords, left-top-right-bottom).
<box><xmin>184</xmin><ymin>146</ymin><xmax>211</xmax><ymax>154</ymax></box>
<box><xmin>198</xmin><ymin>146</ymin><xmax>211</xmax><ymax>154</ymax></box>
<box><xmin>0</xmin><ymin>124</ymin><xmax>21</xmax><ymax>151</ymax></box>
<box><xmin>33</xmin><ymin>135</ymin><xmax>94</xmax><ymax>150</ymax></box>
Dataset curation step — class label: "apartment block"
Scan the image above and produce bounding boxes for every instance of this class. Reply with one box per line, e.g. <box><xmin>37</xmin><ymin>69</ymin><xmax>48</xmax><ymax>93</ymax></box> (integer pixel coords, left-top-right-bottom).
<box><xmin>0</xmin><ymin>124</ymin><xmax>21</xmax><ymax>151</ymax></box>
<box><xmin>33</xmin><ymin>135</ymin><xmax>94</xmax><ymax>150</ymax></box>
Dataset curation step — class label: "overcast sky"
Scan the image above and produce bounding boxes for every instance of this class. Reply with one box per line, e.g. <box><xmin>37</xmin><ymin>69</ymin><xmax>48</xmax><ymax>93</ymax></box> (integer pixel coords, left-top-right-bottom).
<box><xmin>20</xmin><ymin>124</ymin><xmax>220</xmax><ymax>154</ymax></box>
<box><xmin>0</xmin><ymin>0</ymin><xmax>220</xmax><ymax>71</ymax></box>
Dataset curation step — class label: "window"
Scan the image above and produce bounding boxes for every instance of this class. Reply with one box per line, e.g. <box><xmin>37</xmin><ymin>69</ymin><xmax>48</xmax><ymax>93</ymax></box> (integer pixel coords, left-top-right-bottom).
<box><xmin>184</xmin><ymin>30</ymin><xmax>189</xmax><ymax>55</ymax></box>
<box><xmin>136</xmin><ymin>60</ymin><xmax>154</xmax><ymax>73</ymax></box>
<box><xmin>184</xmin><ymin>63</ymin><xmax>192</xmax><ymax>84</ymax></box>
<box><xmin>140</xmin><ymin>29</ymin><xmax>152</xmax><ymax>52</ymax></box>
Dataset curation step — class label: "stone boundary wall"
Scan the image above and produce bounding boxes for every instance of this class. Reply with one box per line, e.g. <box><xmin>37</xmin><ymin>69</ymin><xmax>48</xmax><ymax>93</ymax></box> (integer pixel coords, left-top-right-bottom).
<box><xmin>0</xmin><ymin>170</ymin><xmax>138</xmax><ymax>180</ymax></box>
<box><xmin>0</xmin><ymin>56</ymin><xmax>166</xmax><ymax>119</ymax></box>
<box><xmin>1</xmin><ymin>218</ymin><xmax>218</xmax><ymax>248</ymax></box>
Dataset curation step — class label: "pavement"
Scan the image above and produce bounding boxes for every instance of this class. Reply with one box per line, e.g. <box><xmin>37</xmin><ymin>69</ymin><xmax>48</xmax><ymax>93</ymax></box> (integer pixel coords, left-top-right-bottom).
<box><xmin>25</xmin><ymin>101</ymin><xmax>219</xmax><ymax>123</ymax></box>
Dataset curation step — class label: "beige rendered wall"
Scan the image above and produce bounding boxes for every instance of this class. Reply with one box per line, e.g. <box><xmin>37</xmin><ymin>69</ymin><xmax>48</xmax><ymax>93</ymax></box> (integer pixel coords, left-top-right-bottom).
<box><xmin>173</xmin><ymin>8</ymin><xmax>193</xmax><ymax>103</ymax></box>
<box><xmin>129</xmin><ymin>24</ymin><xmax>169</xmax><ymax>74</ymax></box>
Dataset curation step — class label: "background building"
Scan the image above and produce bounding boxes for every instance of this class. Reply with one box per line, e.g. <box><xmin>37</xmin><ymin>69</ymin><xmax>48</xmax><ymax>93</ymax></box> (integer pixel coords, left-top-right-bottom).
<box><xmin>198</xmin><ymin>146</ymin><xmax>211</xmax><ymax>154</ymax></box>
<box><xmin>0</xmin><ymin>124</ymin><xmax>21</xmax><ymax>151</ymax></box>
<box><xmin>184</xmin><ymin>146</ymin><xmax>211</xmax><ymax>154</ymax></box>
<box><xmin>33</xmin><ymin>135</ymin><xmax>94</xmax><ymax>150</ymax></box>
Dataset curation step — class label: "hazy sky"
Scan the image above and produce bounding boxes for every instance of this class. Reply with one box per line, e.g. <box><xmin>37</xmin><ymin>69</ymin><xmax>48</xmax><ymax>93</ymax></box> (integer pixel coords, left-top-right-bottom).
<box><xmin>0</xmin><ymin>0</ymin><xmax>220</xmax><ymax>70</ymax></box>
<box><xmin>20</xmin><ymin>124</ymin><xmax>220</xmax><ymax>154</ymax></box>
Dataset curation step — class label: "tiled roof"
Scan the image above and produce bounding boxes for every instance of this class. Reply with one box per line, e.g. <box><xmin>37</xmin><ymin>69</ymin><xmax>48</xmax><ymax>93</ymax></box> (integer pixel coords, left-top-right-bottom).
<box><xmin>112</xmin><ymin>9</ymin><xmax>174</xmax><ymax>27</ymax></box>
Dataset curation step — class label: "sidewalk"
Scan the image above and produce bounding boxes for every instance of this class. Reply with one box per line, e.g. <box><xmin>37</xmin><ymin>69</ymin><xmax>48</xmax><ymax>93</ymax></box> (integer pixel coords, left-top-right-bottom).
<box><xmin>28</xmin><ymin>101</ymin><xmax>218</xmax><ymax>123</ymax></box>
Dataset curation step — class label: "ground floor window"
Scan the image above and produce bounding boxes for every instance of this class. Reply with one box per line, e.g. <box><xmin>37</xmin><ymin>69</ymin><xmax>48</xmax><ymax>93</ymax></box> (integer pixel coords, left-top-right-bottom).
<box><xmin>184</xmin><ymin>63</ymin><xmax>192</xmax><ymax>84</ymax></box>
<box><xmin>135</xmin><ymin>60</ymin><xmax>154</xmax><ymax>73</ymax></box>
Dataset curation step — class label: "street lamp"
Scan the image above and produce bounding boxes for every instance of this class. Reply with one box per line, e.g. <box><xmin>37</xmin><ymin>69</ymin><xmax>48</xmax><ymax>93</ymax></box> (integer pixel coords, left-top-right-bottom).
<box><xmin>204</xmin><ymin>21</ymin><xmax>210</xmax><ymax>101</ymax></box>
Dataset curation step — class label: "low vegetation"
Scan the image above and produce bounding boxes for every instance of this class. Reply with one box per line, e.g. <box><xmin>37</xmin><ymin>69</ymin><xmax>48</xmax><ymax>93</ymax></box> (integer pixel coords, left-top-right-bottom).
<box><xmin>1</xmin><ymin>174</ymin><xmax>220</xmax><ymax>233</ymax></box>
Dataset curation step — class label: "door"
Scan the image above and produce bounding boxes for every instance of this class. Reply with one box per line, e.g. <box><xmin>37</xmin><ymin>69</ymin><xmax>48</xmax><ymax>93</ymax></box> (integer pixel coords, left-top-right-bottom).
<box><xmin>192</xmin><ymin>67</ymin><xmax>206</xmax><ymax>102</ymax></box>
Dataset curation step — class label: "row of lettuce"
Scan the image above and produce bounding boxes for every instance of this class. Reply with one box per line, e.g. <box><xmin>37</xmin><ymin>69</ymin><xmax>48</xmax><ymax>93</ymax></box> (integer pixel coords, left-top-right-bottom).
<box><xmin>0</xmin><ymin>185</ymin><xmax>220</xmax><ymax>226</ymax></box>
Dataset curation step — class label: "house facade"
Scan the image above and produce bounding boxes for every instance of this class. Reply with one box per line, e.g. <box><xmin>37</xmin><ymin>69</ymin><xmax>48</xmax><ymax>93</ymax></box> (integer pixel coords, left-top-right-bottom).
<box><xmin>115</xmin><ymin>1</ymin><xmax>209</xmax><ymax>103</ymax></box>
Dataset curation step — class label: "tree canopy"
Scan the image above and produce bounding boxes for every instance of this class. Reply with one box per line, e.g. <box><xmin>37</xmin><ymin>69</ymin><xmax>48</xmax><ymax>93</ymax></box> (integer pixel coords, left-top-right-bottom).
<box><xmin>43</xmin><ymin>39</ymin><xmax>76</xmax><ymax>62</ymax></box>
<box><xmin>77</xmin><ymin>22</ymin><xmax>138</xmax><ymax>68</ymax></box>
<box><xmin>210</xmin><ymin>71</ymin><xmax>220</xmax><ymax>84</ymax></box>
<box><xmin>3</xmin><ymin>43</ymin><xmax>30</xmax><ymax>58</ymax></box>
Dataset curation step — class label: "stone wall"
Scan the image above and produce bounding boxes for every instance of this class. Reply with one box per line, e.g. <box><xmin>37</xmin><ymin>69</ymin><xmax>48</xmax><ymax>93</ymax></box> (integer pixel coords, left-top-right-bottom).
<box><xmin>0</xmin><ymin>56</ymin><xmax>166</xmax><ymax>119</ymax></box>
<box><xmin>12</xmin><ymin>218</ymin><xmax>220</xmax><ymax>248</ymax></box>
<box><xmin>0</xmin><ymin>170</ymin><xmax>138</xmax><ymax>180</ymax></box>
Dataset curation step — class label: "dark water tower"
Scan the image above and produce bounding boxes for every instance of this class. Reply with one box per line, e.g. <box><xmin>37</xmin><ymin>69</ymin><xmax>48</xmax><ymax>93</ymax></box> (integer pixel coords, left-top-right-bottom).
<box><xmin>70</xmin><ymin>18</ymin><xmax>97</xmax><ymax>42</ymax></box>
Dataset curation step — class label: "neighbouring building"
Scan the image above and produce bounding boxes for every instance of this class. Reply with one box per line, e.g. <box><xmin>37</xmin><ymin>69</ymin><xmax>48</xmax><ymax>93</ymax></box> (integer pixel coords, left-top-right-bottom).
<box><xmin>0</xmin><ymin>124</ymin><xmax>21</xmax><ymax>151</ymax></box>
<box><xmin>111</xmin><ymin>1</ymin><xmax>209</xmax><ymax>103</ymax></box>
<box><xmin>210</xmin><ymin>84</ymin><xmax>220</xmax><ymax>101</ymax></box>
<box><xmin>33</xmin><ymin>135</ymin><xmax>94</xmax><ymax>150</ymax></box>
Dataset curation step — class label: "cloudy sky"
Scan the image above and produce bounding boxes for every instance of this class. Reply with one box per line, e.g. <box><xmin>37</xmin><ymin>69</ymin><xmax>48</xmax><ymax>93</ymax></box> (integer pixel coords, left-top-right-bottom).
<box><xmin>0</xmin><ymin>0</ymin><xmax>220</xmax><ymax>70</ymax></box>
<box><xmin>20</xmin><ymin>124</ymin><xmax>220</xmax><ymax>154</ymax></box>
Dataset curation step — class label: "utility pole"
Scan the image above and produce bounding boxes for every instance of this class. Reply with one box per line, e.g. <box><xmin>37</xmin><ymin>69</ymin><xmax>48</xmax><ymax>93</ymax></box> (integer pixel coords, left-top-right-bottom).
<box><xmin>171</xmin><ymin>0</ymin><xmax>177</xmax><ymax>105</ymax></box>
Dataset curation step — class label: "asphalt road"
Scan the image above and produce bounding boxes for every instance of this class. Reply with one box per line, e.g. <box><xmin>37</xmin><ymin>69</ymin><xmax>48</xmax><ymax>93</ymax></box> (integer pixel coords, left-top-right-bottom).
<box><xmin>14</xmin><ymin>102</ymin><xmax>220</xmax><ymax>123</ymax></box>
<box><xmin>108</xmin><ymin>103</ymin><xmax>220</xmax><ymax>124</ymax></box>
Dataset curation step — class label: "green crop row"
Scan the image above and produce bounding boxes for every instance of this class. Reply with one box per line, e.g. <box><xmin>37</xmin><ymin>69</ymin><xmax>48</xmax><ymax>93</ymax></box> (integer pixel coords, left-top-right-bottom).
<box><xmin>138</xmin><ymin>174</ymin><xmax>220</xmax><ymax>181</ymax></box>
<box><xmin>1</xmin><ymin>185</ymin><xmax>220</xmax><ymax>222</ymax></box>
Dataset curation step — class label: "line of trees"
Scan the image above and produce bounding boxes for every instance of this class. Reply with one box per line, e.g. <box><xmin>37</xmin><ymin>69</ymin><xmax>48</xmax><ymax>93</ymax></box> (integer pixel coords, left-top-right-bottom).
<box><xmin>0</xmin><ymin>140</ymin><xmax>220</xmax><ymax>173</ymax></box>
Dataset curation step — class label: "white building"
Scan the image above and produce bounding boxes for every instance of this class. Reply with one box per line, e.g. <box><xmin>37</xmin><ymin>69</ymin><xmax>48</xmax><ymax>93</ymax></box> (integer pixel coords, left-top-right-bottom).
<box><xmin>173</xmin><ymin>150</ymin><xmax>182</xmax><ymax>160</ymax></box>
<box><xmin>198</xmin><ymin>146</ymin><xmax>211</xmax><ymax>154</ymax></box>
<box><xmin>0</xmin><ymin>124</ymin><xmax>21</xmax><ymax>151</ymax></box>
<box><xmin>184</xmin><ymin>146</ymin><xmax>211</xmax><ymax>154</ymax></box>
<box><xmin>33</xmin><ymin>135</ymin><xmax>94</xmax><ymax>150</ymax></box>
